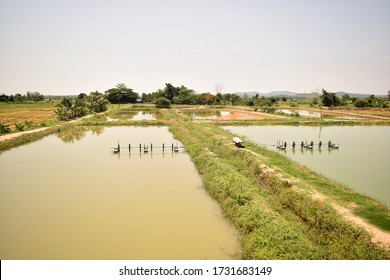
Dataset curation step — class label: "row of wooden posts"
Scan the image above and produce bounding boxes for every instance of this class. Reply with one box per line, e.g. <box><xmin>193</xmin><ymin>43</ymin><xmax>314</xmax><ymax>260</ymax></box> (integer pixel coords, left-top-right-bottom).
<box><xmin>276</xmin><ymin>140</ymin><xmax>339</xmax><ymax>149</ymax></box>
<box><xmin>113</xmin><ymin>143</ymin><xmax>181</xmax><ymax>153</ymax></box>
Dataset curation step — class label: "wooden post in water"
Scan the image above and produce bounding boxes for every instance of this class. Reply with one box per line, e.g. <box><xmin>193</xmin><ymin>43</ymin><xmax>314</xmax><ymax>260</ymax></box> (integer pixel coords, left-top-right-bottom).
<box><xmin>151</xmin><ymin>143</ymin><xmax>153</xmax><ymax>151</ymax></box>
<box><xmin>139</xmin><ymin>143</ymin><xmax>141</xmax><ymax>152</ymax></box>
<box><xmin>129</xmin><ymin>144</ymin><xmax>131</xmax><ymax>151</ymax></box>
<box><xmin>162</xmin><ymin>143</ymin><xmax>165</xmax><ymax>151</ymax></box>
<box><xmin>171</xmin><ymin>143</ymin><xmax>174</xmax><ymax>151</ymax></box>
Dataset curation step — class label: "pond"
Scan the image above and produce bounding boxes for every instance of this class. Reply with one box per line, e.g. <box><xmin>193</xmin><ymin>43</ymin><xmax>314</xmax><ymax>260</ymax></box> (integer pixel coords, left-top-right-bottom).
<box><xmin>276</xmin><ymin>109</ymin><xmax>321</xmax><ymax>118</ymax></box>
<box><xmin>0</xmin><ymin>126</ymin><xmax>240</xmax><ymax>259</ymax></box>
<box><xmin>106</xmin><ymin>111</ymin><xmax>156</xmax><ymax>121</ymax></box>
<box><xmin>275</xmin><ymin>109</ymin><xmax>364</xmax><ymax>120</ymax></box>
<box><xmin>224</xmin><ymin>125</ymin><xmax>390</xmax><ymax>206</ymax></box>
<box><xmin>184</xmin><ymin>110</ymin><xmax>231</xmax><ymax>120</ymax></box>
<box><xmin>130</xmin><ymin>111</ymin><xmax>156</xmax><ymax>120</ymax></box>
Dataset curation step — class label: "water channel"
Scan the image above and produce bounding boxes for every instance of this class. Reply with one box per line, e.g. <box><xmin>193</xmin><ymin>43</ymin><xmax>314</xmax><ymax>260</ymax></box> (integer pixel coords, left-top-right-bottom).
<box><xmin>0</xmin><ymin>126</ymin><xmax>240</xmax><ymax>259</ymax></box>
<box><xmin>225</xmin><ymin>125</ymin><xmax>390</xmax><ymax>206</ymax></box>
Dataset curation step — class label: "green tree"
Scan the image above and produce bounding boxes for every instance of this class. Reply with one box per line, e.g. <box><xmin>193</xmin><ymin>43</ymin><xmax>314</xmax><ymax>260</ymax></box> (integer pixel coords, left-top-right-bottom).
<box><xmin>230</xmin><ymin>94</ymin><xmax>240</xmax><ymax>106</ymax></box>
<box><xmin>86</xmin><ymin>91</ymin><xmax>108</xmax><ymax>113</ymax></box>
<box><xmin>0</xmin><ymin>94</ymin><xmax>10</xmax><ymax>102</ymax></box>
<box><xmin>164</xmin><ymin>83</ymin><xmax>179</xmax><ymax>102</ymax></box>
<box><xmin>141</xmin><ymin>93</ymin><xmax>153</xmax><ymax>103</ymax></box>
<box><xmin>320</xmin><ymin>89</ymin><xmax>340</xmax><ymax>107</ymax></box>
<box><xmin>105</xmin><ymin>83</ymin><xmax>138</xmax><ymax>104</ymax></box>
<box><xmin>354</xmin><ymin>98</ymin><xmax>368</xmax><ymax>108</ymax></box>
<box><xmin>173</xmin><ymin>86</ymin><xmax>196</xmax><ymax>104</ymax></box>
<box><xmin>14</xmin><ymin>93</ymin><xmax>25</xmax><ymax>103</ymax></box>
<box><xmin>78</xmin><ymin>93</ymin><xmax>87</xmax><ymax>99</ymax></box>
<box><xmin>55</xmin><ymin>97</ymin><xmax>87</xmax><ymax>121</ymax></box>
<box><xmin>26</xmin><ymin>91</ymin><xmax>44</xmax><ymax>102</ymax></box>
<box><xmin>340</xmin><ymin>94</ymin><xmax>351</xmax><ymax>106</ymax></box>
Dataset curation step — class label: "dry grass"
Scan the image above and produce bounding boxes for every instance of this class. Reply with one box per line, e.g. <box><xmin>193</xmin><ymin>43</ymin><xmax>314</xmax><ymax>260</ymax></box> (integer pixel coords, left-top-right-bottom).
<box><xmin>0</xmin><ymin>102</ymin><xmax>58</xmax><ymax>129</ymax></box>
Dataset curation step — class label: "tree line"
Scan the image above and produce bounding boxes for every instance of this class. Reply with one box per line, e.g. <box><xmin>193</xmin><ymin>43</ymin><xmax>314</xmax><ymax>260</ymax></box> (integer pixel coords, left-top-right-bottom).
<box><xmin>1</xmin><ymin>85</ymin><xmax>388</xmax><ymax>110</ymax></box>
<box><xmin>55</xmin><ymin>91</ymin><xmax>108</xmax><ymax>121</ymax></box>
<box><xmin>0</xmin><ymin>91</ymin><xmax>45</xmax><ymax>102</ymax></box>
<box><xmin>320</xmin><ymin>89</ymin><xmax>388</xmax><ymax>108</ymax></box>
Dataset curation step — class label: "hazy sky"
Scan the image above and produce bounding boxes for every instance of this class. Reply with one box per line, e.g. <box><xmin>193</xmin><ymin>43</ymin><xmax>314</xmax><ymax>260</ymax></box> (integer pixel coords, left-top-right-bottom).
<box><xmin>1</xmin><ymin>0</ymin><xmax>389</xmax><ymax>95</ymax></box>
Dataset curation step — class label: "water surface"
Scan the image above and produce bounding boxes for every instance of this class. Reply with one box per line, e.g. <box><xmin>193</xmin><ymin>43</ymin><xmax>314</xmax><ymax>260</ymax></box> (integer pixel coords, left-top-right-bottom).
<box><xmin>0</xmin><ymin>126</ymin><xmax>240</xmax><ymax>259</ymax></box>
<box><xmin>225</xmin><ymin>125</ymin><xmax>390</xmax><ymax>206</ymax></box>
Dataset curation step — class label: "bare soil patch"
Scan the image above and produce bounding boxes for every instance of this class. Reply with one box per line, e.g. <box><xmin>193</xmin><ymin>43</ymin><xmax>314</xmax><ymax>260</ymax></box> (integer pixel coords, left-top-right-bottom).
<box><xmin>209</xmin><ymin>110</ymin><xmax>284</xmax><ymax>120</ymax></box>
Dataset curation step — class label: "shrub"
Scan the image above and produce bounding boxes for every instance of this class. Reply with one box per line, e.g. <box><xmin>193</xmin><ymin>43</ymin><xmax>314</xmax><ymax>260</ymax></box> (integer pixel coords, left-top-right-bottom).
<box><xmin>155</xmin><ymin>97</ymin><xmax>171</xmax><ymax>108</ymax></box>
<box><xmin>0</xmin><ymin>123</ymin><xmax>11</xmax><ymax>134</ymax></box>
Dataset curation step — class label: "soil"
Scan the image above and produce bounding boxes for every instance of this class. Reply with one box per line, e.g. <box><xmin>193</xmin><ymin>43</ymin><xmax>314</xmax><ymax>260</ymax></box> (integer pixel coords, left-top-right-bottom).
<box><xmin>0</xmin><ymin>127</ymin><xmax>50</xmax><ymax>142</ymax></box>
<box><xmin>206</xmin><ymin>110</ymin><xmax>285</xmax><ymax>120</ymax></box>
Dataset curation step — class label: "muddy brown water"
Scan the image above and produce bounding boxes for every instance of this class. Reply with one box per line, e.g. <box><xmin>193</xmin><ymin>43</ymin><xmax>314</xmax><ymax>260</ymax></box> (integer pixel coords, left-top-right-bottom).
<box><xmin>0</xmin><ymin>126</ymin><xmax>240</xmax><ymax>259</ymax></box>
<box><xmin>225</xmin><ymin>125</ymin><xmax>390</xmax><ymax>206</ymax></box>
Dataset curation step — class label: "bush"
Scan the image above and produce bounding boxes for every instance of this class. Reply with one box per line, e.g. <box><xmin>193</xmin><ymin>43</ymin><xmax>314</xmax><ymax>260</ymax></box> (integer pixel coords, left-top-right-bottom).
<box><xmin>0</xmin><ymin>123</ymin><xmax>11</xmax><ymax>134</ymax></box>
<box><xmin>155</xmin><ymin>97</ymin><xmax>171</xmax><ymax>108</ymax></box>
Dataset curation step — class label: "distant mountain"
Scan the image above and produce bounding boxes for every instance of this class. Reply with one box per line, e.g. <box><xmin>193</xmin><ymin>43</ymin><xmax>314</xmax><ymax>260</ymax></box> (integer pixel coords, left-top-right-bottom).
<box><xmin>234</xmin><ymin>91</ymin><xmax>307</xmax><ymax>98</ymax></box>
<box><xmin>334</xmin><ymin>92</ymin><xmax>371</xmax><ymax>98</ymax></box>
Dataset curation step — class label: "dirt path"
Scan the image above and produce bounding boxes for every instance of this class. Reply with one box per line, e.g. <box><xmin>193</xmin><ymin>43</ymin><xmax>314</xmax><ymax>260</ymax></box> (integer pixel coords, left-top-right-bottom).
<box><xmin>0</xmin><ymin>127</ymin><xmax>50</xmax><ymax>142</ymax></box>
<box><xmin>311</xmin><ymin>190</ymin><xmax>390</xmax><ymax>250</ymax></box>
<box><xmin>331</xmin><ymin>202</ymin><xmax>390</xmax><ymax>249</ymax></box>
<box><xmin>0</xmin><ymin>115</ymin><xmax>94</xmax><ymax>143</ymax></box>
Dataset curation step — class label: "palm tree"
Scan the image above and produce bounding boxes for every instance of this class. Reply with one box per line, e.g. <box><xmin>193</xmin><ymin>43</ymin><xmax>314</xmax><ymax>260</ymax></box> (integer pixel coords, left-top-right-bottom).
<box><xmin>55</xmin><ymin>97</ymin><xmax>73</xmax><ymax>120</ymax></box>
<box><xmin>86</xmin><ymin>91</ymin><xmax>108</xmax><ymax>113</ymax></box>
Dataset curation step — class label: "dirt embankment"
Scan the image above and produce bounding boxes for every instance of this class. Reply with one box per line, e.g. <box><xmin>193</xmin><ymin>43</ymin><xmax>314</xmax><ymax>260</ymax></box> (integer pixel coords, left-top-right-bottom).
<box><xmin>0</xmin><ymin>115</ymin><xmax>93</xmax><ymax>143</ymax></box>
<box><xmin>0</xmin><ymin>127</ymin><xmax>51</xmax><ymax>142</ymax></box>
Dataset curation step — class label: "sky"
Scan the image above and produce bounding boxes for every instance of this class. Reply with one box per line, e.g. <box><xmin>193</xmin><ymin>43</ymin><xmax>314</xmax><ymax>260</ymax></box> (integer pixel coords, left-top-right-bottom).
<box><xmin>0</xmin><ymin>0</ymin><xmax>389</xmax><ymax>96</ymax></box>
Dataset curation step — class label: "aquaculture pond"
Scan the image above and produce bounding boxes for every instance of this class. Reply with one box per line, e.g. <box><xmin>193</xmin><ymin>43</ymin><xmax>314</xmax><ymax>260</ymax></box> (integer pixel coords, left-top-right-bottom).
<box><xmin>225</xmin><ymin>125</ymin><xmax>390</xmax><ymax>206</ymax></box>
<box><xmin>276</xmin><ymin>109</ymin><xmax>321</xmax><ymax>118</ymax></box>
<box><xmin>275</xmin><ymin>109</ymin><xmax>364</xmax><ymax>120</ymax></box>
<box><xmin>184</xmin><ymin>110</ymin><xmax>231</xmax><ymax>120</ymax></box>
<box><xmin>106</xmin><ymin>111</ymin><xmax>156</xmax><ymax>121</ymax></box>
<box><xmin>0</xmin><ymin>126</ymin><xmax>240</xmax><ymax>259</ymax></box>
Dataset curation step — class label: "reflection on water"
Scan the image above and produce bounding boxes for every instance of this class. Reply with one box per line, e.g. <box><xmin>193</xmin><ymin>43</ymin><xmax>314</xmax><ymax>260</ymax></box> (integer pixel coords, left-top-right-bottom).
<box><xmin>0</xmin><ymin>126</ymin><xmax>240</xmax><ymax>259</ymax></box>
<box><xmin>276</xmin><ymin>109</ymin><xmax>364</xmax><ymax>120</ymax></box>
<box><xmin>225</xmin><ymin>125</ymin><xmax>390</xmax><ymax>206</ymax></box>
<box><xmin>57</xmin><ymin>126</ymin><xmax>105</xmax><ymax>143</ymax></box>
<box><xmin>185</xmin><ymin>111</ymin><xmax>231</xmax><ymax>120</ymax></box>
<box><xmin>130</xmin><ymin>111</ymin><xmax>156</xmax><ymax>120</ymax></box>
<box><xmin>276</xmin><ymin>109</ymin><xmax>321</xmax><ymax>118</ymax></box>
<box><xmin>106</xmin><ymin>111</ymin><xmax>156</xmax><ymax>121</ymax></box>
